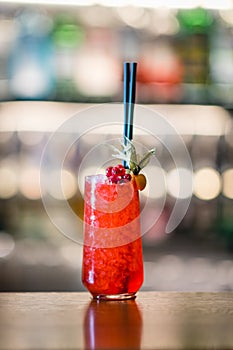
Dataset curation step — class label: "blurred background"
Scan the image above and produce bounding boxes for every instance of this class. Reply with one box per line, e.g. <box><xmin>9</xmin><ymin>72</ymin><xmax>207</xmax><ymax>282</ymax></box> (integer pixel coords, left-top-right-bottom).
<box><xmin>1</xmin><ymin>0</ymin><xmax>233</xmax><ymax>292</ymax></box>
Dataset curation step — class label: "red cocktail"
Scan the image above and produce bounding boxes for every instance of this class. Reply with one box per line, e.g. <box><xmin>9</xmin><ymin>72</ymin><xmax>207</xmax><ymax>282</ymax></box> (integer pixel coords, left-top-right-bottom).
<box><xmin>82</xmin><ymin>174</ymin><xmax>144</xmax><ymax>300</ymax></box>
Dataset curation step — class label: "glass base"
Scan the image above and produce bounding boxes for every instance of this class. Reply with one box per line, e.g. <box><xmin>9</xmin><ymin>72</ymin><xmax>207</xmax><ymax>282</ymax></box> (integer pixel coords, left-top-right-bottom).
<box><xmin>93</xmin><ymin>292</ymin><xmax>136</xmax><ymax>301</ymax></box>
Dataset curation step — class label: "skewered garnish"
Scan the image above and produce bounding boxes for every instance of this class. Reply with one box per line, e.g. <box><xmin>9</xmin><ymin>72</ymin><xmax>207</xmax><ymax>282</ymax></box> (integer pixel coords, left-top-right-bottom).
<box><xmin>106</xmin><ymin>138</ymin><xmax>156</xmax><ymax>190</ymax></box>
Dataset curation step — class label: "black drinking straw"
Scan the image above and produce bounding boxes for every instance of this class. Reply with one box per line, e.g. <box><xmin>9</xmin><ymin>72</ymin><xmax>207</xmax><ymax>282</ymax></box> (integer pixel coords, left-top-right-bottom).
<box><xmin>127</xmin><ymin>62</ymin><xmax>137</xmax><ymax>141</ymax></box>
<box><xmin>123</xmin><ymin>62</ymin><xmax>130</xmax><ymax>143</ymax></box>
<box><xmin>123</xmin><ymin>61</ymin><xmax>137</xmax><ymax>167</ymax></box>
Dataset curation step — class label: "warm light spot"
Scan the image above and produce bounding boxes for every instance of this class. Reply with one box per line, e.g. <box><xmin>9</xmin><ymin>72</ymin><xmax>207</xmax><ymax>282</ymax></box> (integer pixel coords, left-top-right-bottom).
<box><xmin>116</xmin><ymin>6</ymin><xmax>150</xmax><ymax>29</ymax></box>
<box><xmin>167</xmin><ymin>168</ymin><xmax>193</xmax><ymax>199</ymax></box>
<box><xmin>222</xmin><ymin>168</ymin><xmax>233</xmax><ymax>199</ymax></box>
<box><xmin>74</xmin><ymin>51</ymin><xmax>121</xmax><ymax>96</ymax></box>
<box><xmin>149</xmin><ymin>9</ymin><xmax>179</xmax><ymax>35</ymax></box>
<box><xmin>10</xmin><ymin>63</ymin><xmax>50</xmax><ymax>98</ymax></box>
<box><xmin>194</xmin><ymin>167</ymin><xmax>221</xmax><ymax>200</ymax></box>
<box><xmin>47</xmin><ymin>169</ymin><xmax>77</xmax><ymax>200</ymax></box>
<box><xmin>153</xmin><ymin>105</ymin><xmax>230</xmax><ymax>136</ymax></box>
<box><xmin>19</xmin><ymin>167</ymin><xmax>41</xmax><ymax>200</ymax></box>
<box><xmin>0</xmin><ymin>167</ymin><xmax>18</xmax><ymax>199</ymax></box>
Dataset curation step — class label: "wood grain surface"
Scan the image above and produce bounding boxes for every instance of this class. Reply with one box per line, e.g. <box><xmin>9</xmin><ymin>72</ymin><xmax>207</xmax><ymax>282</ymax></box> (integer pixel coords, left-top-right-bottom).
<box><xmin>0</xmin><ymin>292</ymin><xmax>232</xmax><ymax>349</ymax></box>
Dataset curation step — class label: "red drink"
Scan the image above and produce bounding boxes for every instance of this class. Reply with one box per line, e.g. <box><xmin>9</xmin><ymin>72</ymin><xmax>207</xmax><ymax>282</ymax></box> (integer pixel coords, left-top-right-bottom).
<box><xmin>82</xmin><ymin>174</ymin><xmax>144</xmax><ymax>300</ymax></box>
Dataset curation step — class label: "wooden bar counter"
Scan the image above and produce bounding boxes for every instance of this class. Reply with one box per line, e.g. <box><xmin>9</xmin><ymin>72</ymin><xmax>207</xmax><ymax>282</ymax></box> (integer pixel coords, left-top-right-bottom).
<box><xmin>0</xmin><ymin>292</ymin><xmax>233</xmax><ymax>349</ymax></box>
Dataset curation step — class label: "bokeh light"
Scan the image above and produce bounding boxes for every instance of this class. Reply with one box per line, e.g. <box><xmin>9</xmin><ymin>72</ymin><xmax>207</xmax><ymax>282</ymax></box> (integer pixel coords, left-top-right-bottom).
<box><xmin>167</xmin><ymin>167</ymin><xmax>193</xmax><ymax>199</ymax></box>
<box><xmin>116</xmin><ymin>6</ymin><xmax>149</xmax><ymax>29</ymax></box>
<box><xmin>74</xmin><ymin>51</ymin><xmax>121</xmax><ymax>96</ymax></box>
<box><xmin>194</xmin><ymin>167</ymin><xmax>221</xmax><ymax>200</ymax></box>
<box><xmin>0</xmin><ymin>166</ymin><xmax>18</xmax><ymax>199</ymax></box>
<box><xmin>19</xmin><ymin>166</ymin><xmax>41</xmax><ymax>200</ymax></box>
<box><xmin>47</xmin><ymin>169</ymin><xmax>77</xmax><ymax>200</ymax></box>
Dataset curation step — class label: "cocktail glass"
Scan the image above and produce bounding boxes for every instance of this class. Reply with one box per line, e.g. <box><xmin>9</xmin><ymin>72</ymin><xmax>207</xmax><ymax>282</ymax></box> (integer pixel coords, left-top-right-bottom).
<box><xmin>82</xmin><ymin>174</ymin><xmax>144</xmax><ymax>300</ymax></box>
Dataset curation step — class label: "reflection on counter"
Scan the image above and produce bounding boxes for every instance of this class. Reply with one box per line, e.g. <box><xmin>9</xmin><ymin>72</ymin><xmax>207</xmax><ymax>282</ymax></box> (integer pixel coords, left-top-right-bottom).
<box><xmin>0</xmin><ymin>101</ymin><xmax>233</xmax><ymax>292</ymax></box>
<box><xmin>84</xmin><ymin>300</ymin><xmax>142</xmax><ymax>350</ymax></box>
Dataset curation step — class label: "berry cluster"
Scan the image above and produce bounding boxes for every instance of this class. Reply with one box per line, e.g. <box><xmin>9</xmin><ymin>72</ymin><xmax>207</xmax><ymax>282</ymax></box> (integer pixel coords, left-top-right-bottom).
<box><xmin>106</xmin><ymin>164</ymin><xmax>132</xmax><ymax>184</ymax></box>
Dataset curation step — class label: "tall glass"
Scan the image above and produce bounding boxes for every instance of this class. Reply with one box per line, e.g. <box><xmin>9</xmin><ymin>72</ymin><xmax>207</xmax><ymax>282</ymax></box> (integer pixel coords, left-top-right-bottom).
<box><xmin>82</xmin><ymin>174</ymin><xmax>144</xmax><ymax>300</ymax></box>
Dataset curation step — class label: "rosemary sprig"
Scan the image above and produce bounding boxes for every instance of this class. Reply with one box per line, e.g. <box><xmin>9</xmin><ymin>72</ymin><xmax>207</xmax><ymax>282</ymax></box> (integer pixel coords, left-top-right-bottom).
<box><xmin>108</xmin><ymin>137</ymin><xmax>156</xmax><ymax>175</ymax></box>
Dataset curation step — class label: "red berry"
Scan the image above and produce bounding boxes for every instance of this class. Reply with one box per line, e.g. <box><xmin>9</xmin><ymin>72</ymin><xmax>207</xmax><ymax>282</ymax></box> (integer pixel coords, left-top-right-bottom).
<box><xmin>116</xmin><ymin>164</ymin><xmax>125</xmax><ymax>169</ymax></box>
<box><xmin>109</xmin><ymin>175</ymin><xmax>122</xmax><ymax>183</ymax></box>
<box><xmin>123</xmin><ymin>173</ymin><xmax>132</xmax><ymax>181</ymax></box>
<box><xmin>112</xmin><ymin>165</ymin><xmax>126</xmax><ymax>177</ymax></box>
<box><xmin>106</xmin><ymin>166</ymin><xmax>113</xmax><ymax>178</ymax></box>
<box><xmin>106</xmin><ymin>164</ymin><xmax>128</xmax><ymax>183</ymax></box>
<box><xmin>112</xmin><ymin>167</ymin><xmax>119</xmax><ymax>175</ymax></box>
